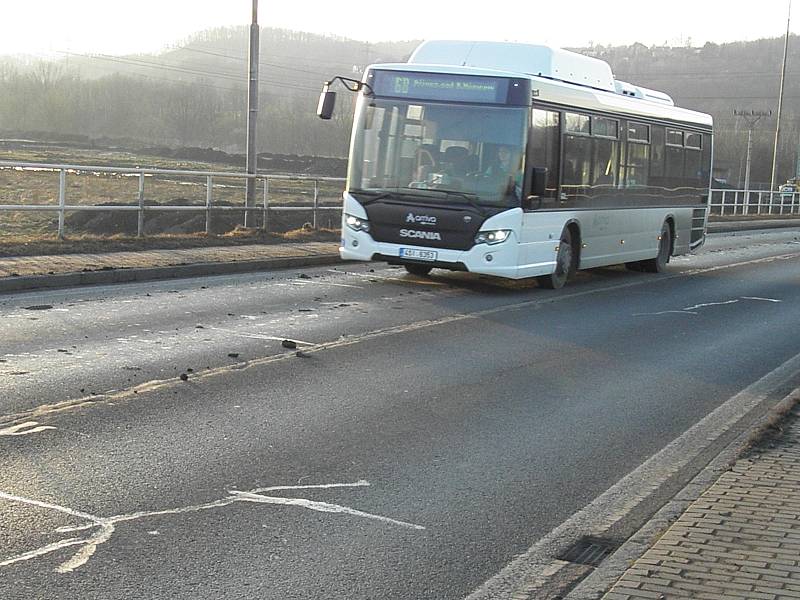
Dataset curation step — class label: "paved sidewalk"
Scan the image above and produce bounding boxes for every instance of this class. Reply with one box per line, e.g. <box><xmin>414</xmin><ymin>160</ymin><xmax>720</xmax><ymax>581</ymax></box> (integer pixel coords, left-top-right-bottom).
<box><xmin>603</xmin><ymin>403</ymin><xmax>800</xmax><ymax>600</ymax></box>
<box><xmin>0</xmin><ymin>241</ymin><xmax>341</xmax><ymax>292</ymax></box>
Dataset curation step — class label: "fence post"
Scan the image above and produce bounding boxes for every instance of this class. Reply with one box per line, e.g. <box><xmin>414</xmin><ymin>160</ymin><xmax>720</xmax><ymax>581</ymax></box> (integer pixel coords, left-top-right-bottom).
<box><xmin>137</xmin><ymin>173</ymin><xmax>145</xmax><ymax>238</ymax></box>
<box><xmin>57</xmin><ymin>169</ymin><xmax>66</xmax><ymax>239</ymax></box>
<box><xmin>720</xmin><ymin>191</ymin><xmax>726</xmax><ymax>216</ymax></box>
<box><xmin>205</xmin><ymin>175</ymin><xmax>213</xmax><ymax>235</ymax></box>
<box><xmin>262</xmin><ymin>178</ymin><xmax>270</xmax><ymax>232</ymax></box>
<box><xmin>313</xmin><ymin>179</ymin><xmax>319</xmax><ymax>230</ymax></box>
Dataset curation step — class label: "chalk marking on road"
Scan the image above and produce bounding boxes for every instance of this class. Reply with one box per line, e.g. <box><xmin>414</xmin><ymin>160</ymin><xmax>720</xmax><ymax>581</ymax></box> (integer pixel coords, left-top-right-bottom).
<box><xmin>0</xmin><ymin>480</ymin><xmax>424</xmax><ymax>574</ymax></box>
<box><xmin>635</xmin><ymin>295</ymin><xmax>784</xmax><ymax>317</ymax></box>
<box><xmin>0</xmin><ymin>421</ymin><xmax>56</xmax><ymax>436</ymax></box>
<box><xmin>231</xmin><ymin>491</ymin><xmax>424</xmax><ymax>530</ymax></box>
<box><xmin>682</xmin><ymin>299</ymin><xmax>741</xmax><ymax>312</ymax></box>
<box><xmin>0</xmin><ymin>490</ymin><xmax>112</xmax><ymax>573</ymax></box>
<box><xmin>633</xmin><ymin>310</ymin><xmax>698</xmax><ymax>316</ymax></box>
<box><xmin>3</xmin><ymin>251</ymin><xmax>799</xmax><ymax>428</ymax></box>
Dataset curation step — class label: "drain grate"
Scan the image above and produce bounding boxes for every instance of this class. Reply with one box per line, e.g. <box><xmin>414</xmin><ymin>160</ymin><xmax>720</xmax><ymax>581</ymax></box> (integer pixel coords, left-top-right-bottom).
<box><xmin>558</xmin><ymin>536</ymin><xmax>618</xmax><ymax>567</ymax></box>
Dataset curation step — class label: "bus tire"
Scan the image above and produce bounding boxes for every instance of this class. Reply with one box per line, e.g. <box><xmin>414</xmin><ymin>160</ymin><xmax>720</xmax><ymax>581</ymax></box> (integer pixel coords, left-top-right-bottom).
<box><xmin>537</xmin><ymin>227</ymin><xmax>576</xmax><ymax>289</ymax></box>
<box><xmin>404</xmin><ymin>264</ymin><xmax>433</xmax><ymax>277</ymax></box>
<box><xmin>640</xmin><ymin>222</ymin><xmax>672</xmax><ymax>273</ymax></box>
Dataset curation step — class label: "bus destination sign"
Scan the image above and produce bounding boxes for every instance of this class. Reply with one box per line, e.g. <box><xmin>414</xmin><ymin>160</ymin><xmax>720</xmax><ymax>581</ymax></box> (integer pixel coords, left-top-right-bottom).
<box><xmin>372</xmin><ymin>71</ymin><xmax>511</xmax><ymax>104</ymax></box>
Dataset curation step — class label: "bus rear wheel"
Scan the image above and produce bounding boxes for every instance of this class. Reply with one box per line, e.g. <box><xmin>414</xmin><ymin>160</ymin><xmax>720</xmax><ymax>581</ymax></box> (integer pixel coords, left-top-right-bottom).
<box><xmin>640</xmin><ymin>223</ymin><xmax>672</xmax><ymax>273</ymax></box>
<box><xmin>404</xmin><ymin>264</ymin><xmax>432</xmax><ymax>277</ymax></box>
<box><xmin>537</xmin><ymin>227</ymin><xmax>576</xmax><ymax>289</ymax></box>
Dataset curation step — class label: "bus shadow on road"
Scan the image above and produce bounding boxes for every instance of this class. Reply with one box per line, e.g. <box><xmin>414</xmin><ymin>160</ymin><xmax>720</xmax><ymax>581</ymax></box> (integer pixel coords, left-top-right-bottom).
<box><xmin>400</xmin><ymin>263</ymin><xmax>656</xmax><ymax>295</ymax></box>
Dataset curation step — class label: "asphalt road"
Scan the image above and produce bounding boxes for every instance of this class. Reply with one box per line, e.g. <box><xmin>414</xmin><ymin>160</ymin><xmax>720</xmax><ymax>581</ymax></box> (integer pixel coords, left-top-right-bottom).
<box><xmin>1</xmin><ymin>228</ymin><xmax>800</xmax><ymax>599</ymax></box>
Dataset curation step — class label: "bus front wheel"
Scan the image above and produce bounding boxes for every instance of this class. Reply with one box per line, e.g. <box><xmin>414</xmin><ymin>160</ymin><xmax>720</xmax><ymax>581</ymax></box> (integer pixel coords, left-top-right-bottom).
<box><xmin>404</xmin><ymin>264</ymin><xmax>432</xmax><ymax>277</ymax></box>
<box><xmin>538</xmin><ymin>227</ymin><xmax>576</xmax><ymax>289</ymax></box>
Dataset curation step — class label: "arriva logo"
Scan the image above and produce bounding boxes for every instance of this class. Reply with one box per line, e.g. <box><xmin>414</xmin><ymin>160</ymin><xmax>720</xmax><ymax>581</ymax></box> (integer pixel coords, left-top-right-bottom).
<box><xmin>405</xmin><ymin>213</ymin><xmax>437</xmax><ymax>225</ymax></box>
<box><xmin>399</xmin><ymin>229</ymin><xmax>442</xmax><ymax>241</ymax></box>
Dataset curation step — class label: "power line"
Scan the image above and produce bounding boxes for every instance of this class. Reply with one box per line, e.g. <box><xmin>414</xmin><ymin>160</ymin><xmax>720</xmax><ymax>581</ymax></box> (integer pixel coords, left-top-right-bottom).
<box><xmin>56</xmin><ymin>50</ymin><xmax>321</xmax><ymax>94</ymax></box>
<box><xmin>175</xmin><ymin>46</ymin><xmax>342</xmax><ymax>78</ymax></box>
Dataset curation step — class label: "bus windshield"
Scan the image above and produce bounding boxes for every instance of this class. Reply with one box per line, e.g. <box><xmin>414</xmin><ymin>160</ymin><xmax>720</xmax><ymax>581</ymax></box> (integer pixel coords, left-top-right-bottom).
<box><xmin>348</xmin><ymin>98</ymin><xmax>528</xmax><ymax>208</ymax></box>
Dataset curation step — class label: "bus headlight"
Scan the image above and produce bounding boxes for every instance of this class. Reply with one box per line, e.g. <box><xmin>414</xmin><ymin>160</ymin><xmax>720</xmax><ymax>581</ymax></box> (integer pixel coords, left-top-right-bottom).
<box><xmin>345</xmin><ymin>214</ymin><xmax>370</xmax><ymax>233</ymax></box>
<box><xmin>474</xmin><ymin>229</ymin><xmax>511</xmax><ymax>245</ymax></box>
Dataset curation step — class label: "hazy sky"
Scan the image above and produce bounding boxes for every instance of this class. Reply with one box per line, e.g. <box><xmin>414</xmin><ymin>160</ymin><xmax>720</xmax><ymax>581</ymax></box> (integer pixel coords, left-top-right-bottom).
<box><xmin>0</xmin><ymin>0</ymin><xmax>794</xmax><ymax>57</ymax></box>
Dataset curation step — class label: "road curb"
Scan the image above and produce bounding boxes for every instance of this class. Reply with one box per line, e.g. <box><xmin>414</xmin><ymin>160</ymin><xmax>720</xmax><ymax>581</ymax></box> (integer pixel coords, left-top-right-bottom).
<box><xmin>566</xmin><ymin>386</ymin><xmax>800</xmax><ymax>600</ymax></box>
<box><xmin>707</xmin><ymin>219</ymin><xmax>800</xmax><ymax>234</ymax></box>
<box><xmin>0</xmin><ymin>254</ymin><xmax>343</xmax><ymax>294</ymax></box>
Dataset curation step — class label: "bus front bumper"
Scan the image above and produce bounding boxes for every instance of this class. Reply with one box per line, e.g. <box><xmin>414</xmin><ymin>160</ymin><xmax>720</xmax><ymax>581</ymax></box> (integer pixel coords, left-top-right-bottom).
<box><xmin>339</xmin><ymin>230</ymin><xmax>554</xmax><ymax>279</ymax></box>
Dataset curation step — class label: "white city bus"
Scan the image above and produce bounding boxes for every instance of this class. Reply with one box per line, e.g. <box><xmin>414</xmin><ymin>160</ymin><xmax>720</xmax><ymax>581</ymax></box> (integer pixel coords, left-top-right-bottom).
<box><xmin>318</xmin><ymin>41</ymin><xmax>713</xmax><ymax>288</ymax></box>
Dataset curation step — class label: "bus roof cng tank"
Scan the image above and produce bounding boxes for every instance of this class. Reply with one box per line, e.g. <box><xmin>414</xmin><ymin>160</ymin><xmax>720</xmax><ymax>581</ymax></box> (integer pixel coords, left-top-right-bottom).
<box><xmin>407</xmin><ymin>40</ymin><xmax>676</xmax><ymax>106</ymax></box>
<box><xmin>408</xmin><ymin>40</ymin><xmax>617</xmax><ymax>92</ymax></box>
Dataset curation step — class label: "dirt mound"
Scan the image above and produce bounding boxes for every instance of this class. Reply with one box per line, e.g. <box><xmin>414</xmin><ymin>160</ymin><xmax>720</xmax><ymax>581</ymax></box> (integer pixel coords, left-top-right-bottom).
<box><xmin>63</xmin><ymin>199</ymin><xmax>341</xmax><ymax>237</ymax></box>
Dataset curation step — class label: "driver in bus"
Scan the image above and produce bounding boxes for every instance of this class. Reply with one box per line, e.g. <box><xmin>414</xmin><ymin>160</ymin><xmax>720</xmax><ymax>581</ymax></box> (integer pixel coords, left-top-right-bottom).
<box><xmin>485</xmin><ymin>145</ymin><xmax>522</xmax><ymax>200</ymax></box>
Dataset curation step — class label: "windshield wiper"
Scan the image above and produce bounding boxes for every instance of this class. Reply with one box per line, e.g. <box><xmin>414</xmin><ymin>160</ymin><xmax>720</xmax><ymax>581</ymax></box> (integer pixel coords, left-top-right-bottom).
<box><xmin>350</xmin><ymin>190</ymin><xmax>396</xmax><ymax>206</ymax></box>
<box><xmin>442</xmin><ymin>190</ymin><xmax>488</xmax><ymax>217</ymax></box>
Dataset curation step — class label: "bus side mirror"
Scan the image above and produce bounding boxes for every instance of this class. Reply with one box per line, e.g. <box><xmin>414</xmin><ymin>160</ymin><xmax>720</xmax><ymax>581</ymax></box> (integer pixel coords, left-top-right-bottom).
<box><xmin>317</xmin><ymin>88</ymin><xmax>336</xmax><ymax>120</ymax></box>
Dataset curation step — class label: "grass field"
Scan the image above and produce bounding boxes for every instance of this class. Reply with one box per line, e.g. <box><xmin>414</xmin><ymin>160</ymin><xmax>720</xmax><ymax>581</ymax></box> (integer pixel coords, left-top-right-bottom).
<box><xmin>0</xmin><ymin>147</ymin><xmax>345</xmax><ymax>245</ymax></box>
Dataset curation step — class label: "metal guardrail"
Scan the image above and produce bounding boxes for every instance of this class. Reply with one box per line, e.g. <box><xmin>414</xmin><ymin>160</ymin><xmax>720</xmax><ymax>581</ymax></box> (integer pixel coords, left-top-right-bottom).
<box><xmin>709</xmin><ymin>189</ymin><xmax>800</xmax><ymax>216</ymax></box>
<box><xmin>2</xmin><ymin>162</ymin><xmax>796</xmax><ymax>240</ymax></box>
<box><xmin>0</xmin><ymin>161</ymin><xmax>346</xmax><ymax>238</ymax></box>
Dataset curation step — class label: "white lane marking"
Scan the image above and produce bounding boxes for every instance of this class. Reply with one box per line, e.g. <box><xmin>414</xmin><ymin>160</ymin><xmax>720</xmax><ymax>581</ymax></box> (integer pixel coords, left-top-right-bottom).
<box><xmin>293</xmin><ymin>278</ymin><xmax>363</xmax><ymax>289</ymax></box>
<box><xmin>741</xmin><ymin>296</ymin><xmax>782</xmax><ymax>303</ymax></box>
<box><xmin>207</xmin><ymin>327</ymin><xmax>315</xmax><ymax>346</ymax></box>
<box><xmin>0</xmin><ymin>422</ymin><xmax>56</xmax><ymax>436</ymax></box>
<box><xmin>0</xmin><ymin>480</ymin><xmax>424</xmax><ymax>573</ymax></box>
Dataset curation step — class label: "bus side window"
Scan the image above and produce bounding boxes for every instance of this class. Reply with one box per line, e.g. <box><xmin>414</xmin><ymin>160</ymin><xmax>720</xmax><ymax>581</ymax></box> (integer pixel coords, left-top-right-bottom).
<box><xmin>562</xmin><ymin>135</ymin><xmax>591</xmax><ymax>204</ymax></box>
<box><xmin>529</xmin><ymin>109</ymin><xmax>560</xmax><ymax>203</ymax></box>
<box><xmin>665</xmin><ymin>129</ymin><xmax>685</xmax><ymax>196</ymax></box>
<box><xmin>623</xmin><ymin>121</ymin><xmax>650</xmax><ymax>189</ymax></box>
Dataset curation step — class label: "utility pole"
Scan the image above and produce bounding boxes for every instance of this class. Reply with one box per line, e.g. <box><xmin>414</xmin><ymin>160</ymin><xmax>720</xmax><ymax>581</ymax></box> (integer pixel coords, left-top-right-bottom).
<box><xmin>245</xmin><ymin>0</ymin><xmax>260</xmax><ymax>227</ymax></box>
<box><xmin>769</xmin><ymin>0</ymin><xmax>792</xmax><ymax>197</ymax></box>
<box><xmin>734</xmin><ymin>109</ymin><xmax>772</xmax><ymax>206</ymax></box>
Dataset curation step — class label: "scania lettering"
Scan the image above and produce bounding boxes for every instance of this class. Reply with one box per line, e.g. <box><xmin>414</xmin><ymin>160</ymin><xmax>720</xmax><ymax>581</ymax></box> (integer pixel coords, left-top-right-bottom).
<box><xmin>318</xmin><ymin>41</ymin><xmax>712</xmax><ymax>288</ymax></box>
<box><xmin>400</xmin><ymin>229</ymin><xmax>442</xmax><ymax>241</ymax></box>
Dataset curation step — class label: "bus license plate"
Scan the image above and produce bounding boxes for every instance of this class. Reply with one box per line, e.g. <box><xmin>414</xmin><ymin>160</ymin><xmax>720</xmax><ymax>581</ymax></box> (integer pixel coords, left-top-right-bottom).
<box><xmin>400</xmin><ymin>248</ymin><xmax>437</xmax><ymax>261</ymax></box>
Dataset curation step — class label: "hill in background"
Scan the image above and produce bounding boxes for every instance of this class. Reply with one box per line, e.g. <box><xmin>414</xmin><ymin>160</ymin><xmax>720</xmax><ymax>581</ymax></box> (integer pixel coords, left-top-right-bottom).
<box><xmin>1</xmin><ymin>29</ymin><xmax>798</xmax><ymax>185</ymax></box>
